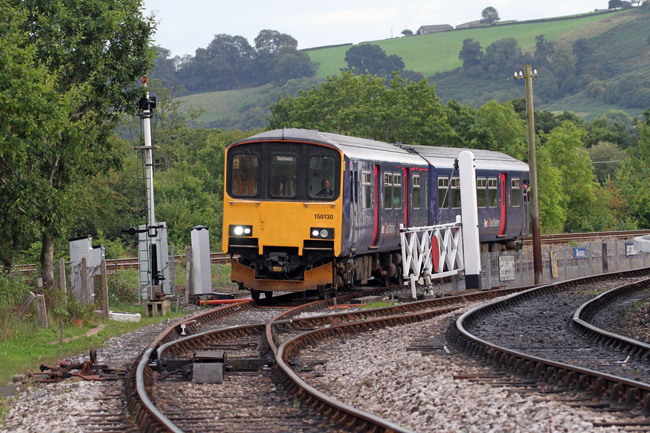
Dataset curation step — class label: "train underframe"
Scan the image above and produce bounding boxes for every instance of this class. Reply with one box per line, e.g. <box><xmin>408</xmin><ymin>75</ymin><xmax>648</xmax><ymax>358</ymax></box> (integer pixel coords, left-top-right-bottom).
<box><xmin>231</xmin><ymin>239</ymin><xmax>520</xmax><ymax>300</ymax></box>
<box><xmin>231</xmin><ymin>248</ymin><xmax>403</xmax><ymax>300</ymax></box>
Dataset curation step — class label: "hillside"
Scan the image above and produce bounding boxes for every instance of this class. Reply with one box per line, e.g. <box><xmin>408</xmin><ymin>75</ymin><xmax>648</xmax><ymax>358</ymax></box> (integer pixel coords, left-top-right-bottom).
<box><xmin>305</xmin><ymin>10</ymin><xmax>632</xmax><ymax>78</ymax></box>
<box><xmin>178</xmin><ymin>8</ymin><xmax>649</xmax><ymax>128</ymax></box>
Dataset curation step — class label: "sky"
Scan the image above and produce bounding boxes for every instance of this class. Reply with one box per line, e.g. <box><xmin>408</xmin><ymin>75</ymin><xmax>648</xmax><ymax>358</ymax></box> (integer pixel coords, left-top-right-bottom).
<box><xmin>143</xmin><ymin>0</ymin><xmax>606</xmax><ymax>57</ymax></box>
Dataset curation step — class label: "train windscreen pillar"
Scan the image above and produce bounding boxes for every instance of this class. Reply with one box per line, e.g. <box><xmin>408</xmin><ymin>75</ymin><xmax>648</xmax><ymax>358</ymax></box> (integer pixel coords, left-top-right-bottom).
<box><xmin>458</xmin><ymin>151</ymin><xmax>482</xmax><ymax>289</ymax></box>
<box><xmin>191</xmin><ymin>225</ymin><xmax>212</xmax><ymax>295</ymax></box>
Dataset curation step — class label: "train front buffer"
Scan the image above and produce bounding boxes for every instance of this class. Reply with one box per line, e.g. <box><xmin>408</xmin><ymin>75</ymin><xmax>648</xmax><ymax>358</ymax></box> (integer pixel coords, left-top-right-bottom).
<box><xmin>223</xmin><ymin>200</ymin><xmax>342</xmax><ymax>293</ymax></box>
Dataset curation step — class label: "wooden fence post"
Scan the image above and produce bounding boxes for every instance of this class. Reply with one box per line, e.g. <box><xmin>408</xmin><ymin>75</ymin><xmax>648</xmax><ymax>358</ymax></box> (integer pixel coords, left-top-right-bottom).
<box><xmin>58</xmin><ymin>258</ymin><xmax>67</xmax><ymax>300</ymax></box>
<box><xmin>35</xmin><ymin>294</ymin><xmax>48</xmax><ymax>328</ymax></box>
<box><xmin>101</xmin><ymin>259</ymin><xmax>109</xmax><ymax>319</ymax></box>
<box><xmin>16</xmin><ymin>292</ymin><xmax>36</xmax><ymax>317</ymax></box>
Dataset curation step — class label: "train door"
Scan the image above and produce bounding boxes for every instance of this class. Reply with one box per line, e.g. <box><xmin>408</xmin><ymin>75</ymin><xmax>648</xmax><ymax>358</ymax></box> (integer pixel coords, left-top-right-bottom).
<box><xmin>403</xmin><ymin>167</ymin><xmax>409</xmax><ymax>228</ymax></box>
<box><xmin>498</xmin><ymin>173</ymin><xmax>507</xmax><ymax>237</ymax></box>
<box><xmin>350</xmin><ymin>160</ymin><xmax>361</xmax><ymax>250</ymax></box>
<box><xmin>371</xmin><ymin>164</ymin><xmax>381</xmax><ymax>248</ymax></box>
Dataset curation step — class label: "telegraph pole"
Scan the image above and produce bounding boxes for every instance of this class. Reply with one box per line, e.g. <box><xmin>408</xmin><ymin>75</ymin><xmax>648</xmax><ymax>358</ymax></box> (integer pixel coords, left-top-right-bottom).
<box><xmin>515</xmin><ymin>65</ymin><xmax>542</xmax><ymax>284</ymax></box>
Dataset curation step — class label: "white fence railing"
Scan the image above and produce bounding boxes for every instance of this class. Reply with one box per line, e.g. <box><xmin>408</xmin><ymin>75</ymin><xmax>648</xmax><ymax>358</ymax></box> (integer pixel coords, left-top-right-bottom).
<box><xmin>400</xmin><ymin>216</ymin><xmax>464</xmax><ymax>298</ymax></box>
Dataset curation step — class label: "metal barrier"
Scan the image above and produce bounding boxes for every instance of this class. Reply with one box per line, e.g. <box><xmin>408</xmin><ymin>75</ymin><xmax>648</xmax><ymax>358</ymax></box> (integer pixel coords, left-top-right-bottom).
<box><xmin>400</xmin><ymin>216</ymin><xmax>464</xmax><ymax>298</ymax></box>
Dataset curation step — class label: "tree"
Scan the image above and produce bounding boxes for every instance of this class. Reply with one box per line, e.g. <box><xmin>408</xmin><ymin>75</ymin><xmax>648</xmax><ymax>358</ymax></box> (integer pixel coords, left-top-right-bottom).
<box><xmin>609</xmin><ymin>0</ymin><xmax>624</xmax><ymax>8</ymax></box>
<box><xmin>534</xmin><ymin>34</ymin><xmax>555</xmax><ymax>66</ymax></box>
<box><xmin>589</xmin><ymin>141</ymin><xmax>626</xmax><ymax>184</ymax></box>
<box><xmin>459</xmin><ymin>39</ymin><xmax>483</xmax><ymax>69</ymax></box>
<box><xmin>344</xmin><ymin>44</ymin><xmax>405</xmax><ymax>78</ymax></box>
<box><xmin>481</xmin><ymin>7</ymin><xmax>500</xmax><ymax>25</ymax></box>
<box><xmin>615</xmin><ymin>120</ymin><xmax>650</xmax><ymax>228</ymax></box>
<box><xmin>272</xmin><ymin>47</ymin><xmax>316</xmax><ymax>86</ymax></box>
<box><xmin>2</xmin><ymin>1</ymin><xmax>155</xmax><ymax>291</ymax></box>
<box><xmin>269</xmin><ymin>71</ymin><xmax>453</xmax><ymax>145</ymax></box>
<box><xmin>543</xmin><ymin>122</ymin><xmax>600</xmax><ymax>232</ymax></box>
<box><xmin>401</xmin><ymin>29</ymin><xmax>413</xmax><ymax>37</ymax></box>
<box><xmin>476</xmin><ymin>100</ymin><xmax>527</xmax><ymax>160</ymax></box>
<box><xmin>482</xmin><ymin>38</ymin><xmax>522</xmax><ymax>77</ymax></box>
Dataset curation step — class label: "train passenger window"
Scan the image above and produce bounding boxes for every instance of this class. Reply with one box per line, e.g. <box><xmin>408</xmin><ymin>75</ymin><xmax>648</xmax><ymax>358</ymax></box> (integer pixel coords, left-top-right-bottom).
<box><xmin>383</xmin><ymin>173</ymin><xmax>393</xmax><ymax>209</ymax></box>
<box><xmin>308</xmin><ymin>155</ymin><xmax>336</xmax><ymax>199</ymax></box>
<box><xmin>361</xmin><ymin>171</ymin><xmax>372</xmax><ymax>209</ymax></box>
<box><xmin>393</xmin><ymin>173</ymin><xmax>402</xmax><ymax>209</ymax></box>
<box><xmin>412</xmin><ymin>175</ymin><xmax>421</xmax><ymax>209</ymax></box>
<box><xmin>438</xmin><ymin>177</ymin><xmax>449</xmax><ymax>209</ymax></box>
<box><xmin>476</xmin><ymin>178</ymin><xmax>487</xmax><ymax>207</ymax></box>
<box><xmin>450</xmin><ymin>178</ymin><xmax>461</xmax><ymax>209</ymax></box>
<box><xmin>270</xmin><ymin>155</ymin><xmax>297</xmax><ymax>198</ymax></box>
<box><xmin>488</xmin><ymin>178</ymin><xmax>498</xmax><ymax>207</ymax></box>
<box><xmin>511</xmin><ymin>178</ymin><xmax>521</xmax><ymax>207</ymax></box>
<box><xmin>232</xmin><ymin>154</ymin><xmax>259</xmax><ymax>197</ymax></box>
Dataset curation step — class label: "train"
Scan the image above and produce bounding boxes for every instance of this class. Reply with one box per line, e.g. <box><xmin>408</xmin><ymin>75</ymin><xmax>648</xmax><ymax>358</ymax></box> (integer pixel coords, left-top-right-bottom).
<box><xmin>222</xmin><ymin>129</ymin><xmax>530</xmax><ymax>299</ymax></box>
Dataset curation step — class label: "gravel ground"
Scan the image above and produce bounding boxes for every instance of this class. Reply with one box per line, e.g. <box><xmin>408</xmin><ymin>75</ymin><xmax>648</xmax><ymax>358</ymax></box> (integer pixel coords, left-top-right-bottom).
<box><xmin>298</xmin><ymin>303</ymin><xmax>621</xmax><ymax>433</ymax></box>
<box><xmin>1</xmin><ymin>316</ymin><xmax>190</xmax><ymax>433</ymax></box>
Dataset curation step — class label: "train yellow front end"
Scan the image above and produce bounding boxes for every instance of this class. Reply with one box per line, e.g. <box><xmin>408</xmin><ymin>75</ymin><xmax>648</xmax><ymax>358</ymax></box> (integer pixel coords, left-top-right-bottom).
<box><xmin>222</xmin><ymin>132</ymin><xmax>344</xmax><ymax>298</ymax></box>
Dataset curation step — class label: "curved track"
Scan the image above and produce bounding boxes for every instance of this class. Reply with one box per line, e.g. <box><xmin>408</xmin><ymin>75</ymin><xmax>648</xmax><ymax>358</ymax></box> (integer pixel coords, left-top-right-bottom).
<box><xmin>126</xmin><ymin>284</ymin><xmax>538</xmax><ymax>432</ymax></box>
<box><xmin>448</xmin><ymin>268</ymin><xmax>650</xmax><ymax>429</ymax></box>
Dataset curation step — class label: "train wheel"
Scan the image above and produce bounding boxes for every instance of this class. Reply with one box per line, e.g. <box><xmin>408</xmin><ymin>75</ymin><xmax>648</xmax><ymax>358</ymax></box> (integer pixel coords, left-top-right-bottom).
<box><xmin>251</xmin><ymin>290</ymin><xmax>261</xmax><ymax>301</ymax></box>
<box><xmin>263</xmin><ymin>291</ymin><xmax>273</xmax><ymax>299</ymax></box>
<box><xmin>317</xmin><ymin>285</ymin><xmax>329</xmax><ymax>300</ymax></box>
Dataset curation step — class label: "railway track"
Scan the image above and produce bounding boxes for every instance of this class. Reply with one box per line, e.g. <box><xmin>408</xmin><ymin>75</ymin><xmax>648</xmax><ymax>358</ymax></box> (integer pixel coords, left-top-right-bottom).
<box><xmin>126</xmin><ymin>283</ymin><xmax>544</xmax><ymax>432</ymax></box>
<box><xmin>448</xmin><ymin>268</ymin><xmax>650</xmax><ymax>430</ymax></box>
<box><xmin>521</xmin><ymin>229</ymin><xmax>650</xmax><ymax>246</ymax></box>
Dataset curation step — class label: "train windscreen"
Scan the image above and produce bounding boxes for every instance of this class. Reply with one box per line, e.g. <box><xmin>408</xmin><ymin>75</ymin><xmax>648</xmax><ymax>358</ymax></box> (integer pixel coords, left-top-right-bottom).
<box><xmin>227</xmin><ymin>142</ymin><xmax>340</xmax><ymax>201</ymax></box>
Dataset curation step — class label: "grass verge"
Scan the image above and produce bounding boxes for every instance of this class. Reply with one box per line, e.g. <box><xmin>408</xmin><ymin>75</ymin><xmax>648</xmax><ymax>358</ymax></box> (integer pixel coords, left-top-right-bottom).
<box><xmin>0</xmin><ymin>305</ymin><xmax>188</xmax><ymax>385</ymax></box>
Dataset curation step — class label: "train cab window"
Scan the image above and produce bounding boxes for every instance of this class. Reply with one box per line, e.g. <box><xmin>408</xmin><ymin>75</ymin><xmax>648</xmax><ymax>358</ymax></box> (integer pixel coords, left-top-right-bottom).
<box><xmin>393</xmin><ymin>173</ymin><xmax>402</xmax><ymax>209</ymax></box>
<box><xmin>476</xmin><ymin>178</ymin><xmax>487</xmax><ymax>207</ymax></box>
<box><xmin>308</xmin><ymin>155</ymin><xmax>336</xmax><ymax>199</ymax></box>
<box><xmin>438</xmin><ymin>177</ymin><xmax>449</xmax><ymax>209</ymax></box>
<box><xmin>270</xmin><ymin>155</ymin><xmax>297</xmax><ymax>198</ymax></box>
<box><xmin>450</xmin><ymin>178</ymin><xmax>461</xmax><ymax>209</ymax></box>
<box><xmin>488</xmin><ymin>178</ymin><xmax>498</xmax><ymax>207</ymax></box>
<box><xmin>232</xmin><ymin>154</ymin><xmax>259</xmax><ymax>197</ymax></box>
<box><xmin>511</xmin><ymin>178</ymin><xmax>521</xmax><ymax>207</ymax></box>
<box><xmin>412</xmin><ymin>175</ymin><xmax>421</xmax><ymax>209</ymax></box>
<box><xmin>383</xmin><ymin>173</ymin><xmax>393</xmax><ymax>209</ymax></box>
<box><xmin>361</xmin><ymin>171</ymin><xmax>372</xmax><ymax>209</ymax></box>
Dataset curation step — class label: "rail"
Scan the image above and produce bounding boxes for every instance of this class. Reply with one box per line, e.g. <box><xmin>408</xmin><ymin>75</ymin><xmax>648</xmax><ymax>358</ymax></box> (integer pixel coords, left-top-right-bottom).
<box><xmin>448</xmin><ymin>267</ymin><xmax>650</xmax><ymax>414</ymax></box>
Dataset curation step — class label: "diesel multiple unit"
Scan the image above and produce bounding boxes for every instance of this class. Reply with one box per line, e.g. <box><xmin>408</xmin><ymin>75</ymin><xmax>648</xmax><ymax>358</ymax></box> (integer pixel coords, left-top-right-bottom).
<box><xmin>222</xmin><ymin>129</ymin><xmax>529</xmax><ymax>299</ymax></box>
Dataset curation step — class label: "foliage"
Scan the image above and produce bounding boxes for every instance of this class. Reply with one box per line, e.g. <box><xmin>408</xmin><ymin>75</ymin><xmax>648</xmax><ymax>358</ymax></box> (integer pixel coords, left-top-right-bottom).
<box><xmin>401</xmin><ymin>29</ymin><xmax>413</xmax><ymax>37</ymax></box>
<box><xmin>476</xmin><ymin>100</ymin><xmax>527</xmax><ymax>159</ymax></box>
<box><xmin>154</xmin><ymin>30</ymin><xmax>316</xmax><ymax>94</ymax></box>
<box><xmin>536</xmin><ymin>146</ymin><xmax>568</xmax><ymax>232</ymax></box>
<box><xmin>589</xmin><ymin>141</ymin><xmax>627</xmax><ymax>183</ymax></box>
<box><xmin>615</xmin><ymin>120</ymin><xmax>650</xmax><ymax>227</ymax></box>
<box><xmin>269</xmin><ymin>71</ymin><xmax>453</xmax><ymax>145</ymax></box>
<box><xmin>542</xmin><ymin>122</ymin><xmax>601</xmax><ymax>232</ymax></box>
<box><xmin>459</xmin><ymin>39</ymin><xmax>483</xmax><ymax>69</ymax></box>
<box><xmin>481</xmin><ymin>7</ymin><xmax>501</xmax><ymax>25</ymax></box>
<box><xmin>344</xmin><ymin>44</ymin><xmax>406</xmax><ymax>79</ymax></box>
<box><xmin>1</xmin><ymin>0</ymin><xmax>156</xmax><ymax>296</ymax></box>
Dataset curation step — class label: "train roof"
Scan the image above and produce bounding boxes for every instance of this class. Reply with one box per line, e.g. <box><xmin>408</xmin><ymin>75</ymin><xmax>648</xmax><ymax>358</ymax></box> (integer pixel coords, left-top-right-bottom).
<box><xmin>405</xmin><ymin>145</ymin><xmax>529</xmax><ymax>171</ymax></box>
<box><xmin>232</xmin><ymin>129</ymin><xmax>528</xmax><ymax>171</ymax></box>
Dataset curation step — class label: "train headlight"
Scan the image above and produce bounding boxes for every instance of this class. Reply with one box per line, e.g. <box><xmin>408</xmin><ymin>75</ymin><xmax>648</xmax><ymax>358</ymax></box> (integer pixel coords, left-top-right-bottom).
<box><xmin>229</xmin><ymin>225</ymin><xmax>253</xmax><ymax>237</ymax></box>
<box><xmin>310</xmin><ymin>227</ymin><xmax>334</xmax><ymax>239</ymax></box>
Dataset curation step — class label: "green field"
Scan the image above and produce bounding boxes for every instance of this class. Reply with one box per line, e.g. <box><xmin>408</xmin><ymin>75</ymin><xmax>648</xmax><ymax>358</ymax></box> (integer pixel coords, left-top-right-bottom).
<box><xmin>180</xmin><ymin>84</ymin><xmax>274</xmax><ymax>125</ymax></box>
<box><xmin>306</xmin><ymin>10</ymin><xmax>632</xmax><ymax>78</ymax></box>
